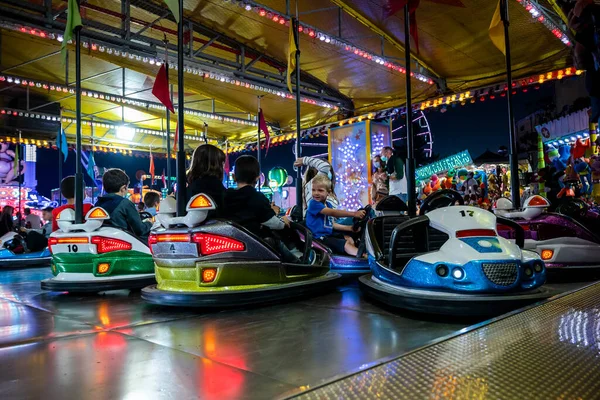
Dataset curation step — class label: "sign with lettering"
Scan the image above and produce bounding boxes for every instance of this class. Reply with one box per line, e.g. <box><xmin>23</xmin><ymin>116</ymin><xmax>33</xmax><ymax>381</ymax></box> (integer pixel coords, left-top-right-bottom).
<box><xmin>416</xmin><ymin>150</ymin><xmax>472</xmax><ymax>181</ymax></box>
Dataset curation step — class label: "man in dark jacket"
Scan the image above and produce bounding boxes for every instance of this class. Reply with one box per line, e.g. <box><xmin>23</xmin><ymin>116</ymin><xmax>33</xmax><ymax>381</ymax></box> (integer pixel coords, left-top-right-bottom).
<box><xmin>95</xmin><ymin>168</ymin><xmax>152</xmax><ymax>245</ymax></box>
<box><xmin>381</xmin><ymin>146</ymin><xmax>407</xmax><ymax>202</ymax></box>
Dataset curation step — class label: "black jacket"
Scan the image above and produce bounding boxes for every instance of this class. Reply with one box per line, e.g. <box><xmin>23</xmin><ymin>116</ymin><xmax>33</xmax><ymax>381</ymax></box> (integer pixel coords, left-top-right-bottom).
<box><xmin>95</xmin><ymin>194</ymin><xmax>152</xmax><ymax>243</ymax></box>
<box><xmin>186</xmin><ymin>176</ymin><xmax>226</xmax><ymax>218</ymax></box>
<box><xmin>223</xmin><ymin>186</ymin><xmax>274</xmax><ymax>236</ymax></box>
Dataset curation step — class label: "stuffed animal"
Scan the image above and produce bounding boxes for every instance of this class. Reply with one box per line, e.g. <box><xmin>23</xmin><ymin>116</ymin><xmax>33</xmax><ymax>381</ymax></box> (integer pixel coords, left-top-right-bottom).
<box><xmin>574</xmin><ymin>159</ymin><xmax>592</xmax><ymax>196</ymax></box>
<box><xmin>547</xmin><ymin>144</ymin><xmax>567</xmax><ymax>171</ymax></box>
<box><xmin>463</xmin><ymin>172</ymin><xmax>480</xmax><ymax>204</ymax></box>
<box><xmin>590</xmin><ymin>156</ymin><xmax>600</xmax><ymax>203</ymax></box>
<box><xmin>456</xmin><ymin>169</ymin><xmax>468</xmax><ymax>191</ymax></box>
<box><xmin>429</xmin><ymin>174</ymin><xmax>441</xmax><ymax>192</ymax></box>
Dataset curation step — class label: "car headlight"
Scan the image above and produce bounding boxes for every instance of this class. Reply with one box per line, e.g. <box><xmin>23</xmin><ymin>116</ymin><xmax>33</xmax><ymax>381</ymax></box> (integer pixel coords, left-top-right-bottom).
<box><xmin>436</xmin><ymin>264</ymin><xmax>449</xmax><ymax>277</ymax></box>
<box><xmin>533</xmin><ymin>261</ymin><xmax>544</xmax><ymax>273</ymax></box>
<box><xmin>452</xmin><ymin>267</ymin><xmax>465</xmax><ymax>280</ymax></box>
<box><xmin>524</xmin><ymin>267</ymin><xmax>533</xmax><ymax>278</ymax></box>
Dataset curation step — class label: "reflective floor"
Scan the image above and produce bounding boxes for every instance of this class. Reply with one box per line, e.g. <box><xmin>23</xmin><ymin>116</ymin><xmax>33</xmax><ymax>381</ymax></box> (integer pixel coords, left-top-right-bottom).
<box><xmin>0</xmin><ymin>267</ymin><xmax>592</xmax><ymax>400</ymax></box>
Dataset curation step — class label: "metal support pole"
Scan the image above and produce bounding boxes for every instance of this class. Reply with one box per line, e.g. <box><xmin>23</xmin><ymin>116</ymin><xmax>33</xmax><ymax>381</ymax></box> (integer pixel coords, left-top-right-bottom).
<box><xmin>293</xmin><ymin>17</ymin><xmax>302</xmax><ymax>211</ymax></box>
<box><xmin>176</xmin><ymin>0</ymin><xmax>187</xmax><ymax>215</ymax></box>
<box><xmin>74</xmin><ymin>0</ymin><xmax>84</xmax><ymax>224</ymax></box>
<box><xmin>404</xmin><ymin>5</ymin><xmax>416</xmax><ymax>217</ymax></box>
<box><xmin>166</xmin><ymin>84</ymin><xmax>172</xmax><ymax>190</ymax></box>
<box><xmin>58</xmin><ymin>111</ymin><xmax>63</xmax><ymax>205</ymax></box>
<box><xmin>122</xmin><ymin>68</ymin><xmax>126</xmax><ymax>123</ymax></box>
<box><xmin>501</xmin><ymin>0</ymin><xmax>520</xmax><ymax>208</ymax></box>
<box><xmin>17</xmin><ymin>130</ymin><xmax>22</xmax><ymax>228</ymax></box>
<box><xmin>257</xmin><ymin>96</ymin><xmax>262</xmax><ymax>181</ymax></box>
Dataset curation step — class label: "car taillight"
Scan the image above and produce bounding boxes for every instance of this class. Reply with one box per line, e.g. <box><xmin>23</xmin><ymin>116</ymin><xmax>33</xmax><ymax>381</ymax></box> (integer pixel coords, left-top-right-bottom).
<box><xmin>91</xmin><ymin>236</ymin><xmax>132</xmax><ymax>253</ymax></box>
<box><xmin>149</xmin><ymin>234</ymin><xmax>190</xmax><ymax>244</ymax></box>
<box><xmin>148</xmin><ymin>233</ymin><xmax>191</xmax><ymax>254</ymax></box>
<box><xmin>47</xmin><ymin>237</ymin><xmax>89</xmax><ymax>254</ymax></box>
<box><xmin>191</xmin><ymin>233</ymin><xmax>245</xmax><ymax>255</ymax></box>
<box><xmin>456</xmin><ymin>229</ymin><xmax>496</xmax><ymax>238</ymax></box>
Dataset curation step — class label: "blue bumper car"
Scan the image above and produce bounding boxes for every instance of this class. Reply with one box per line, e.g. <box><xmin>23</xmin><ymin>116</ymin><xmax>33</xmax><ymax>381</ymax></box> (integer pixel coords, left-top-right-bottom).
<box><xmin>359</xmin><ymin>190</ymin><xmax>551</xmax><ymax>316</ymax></box>
<box><xmin>0</xmin><ymin>232</ymin><xmax>51</xmax><ymax>268</ymax></box>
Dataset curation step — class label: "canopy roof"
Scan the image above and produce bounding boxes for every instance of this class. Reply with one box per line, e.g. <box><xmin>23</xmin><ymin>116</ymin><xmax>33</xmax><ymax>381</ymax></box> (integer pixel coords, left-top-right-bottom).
<box><xmin>0</xmin><ymin>0</ymin><xmax>571</xmax><ymax>152</ymax></box>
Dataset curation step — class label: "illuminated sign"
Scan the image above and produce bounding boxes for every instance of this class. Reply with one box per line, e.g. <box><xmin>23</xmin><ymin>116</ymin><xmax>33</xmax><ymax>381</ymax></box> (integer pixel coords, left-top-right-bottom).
<box><xmin>416</xmin><ymin>150</ymin><xmax>472</xmax><ymax>180</ymax></box>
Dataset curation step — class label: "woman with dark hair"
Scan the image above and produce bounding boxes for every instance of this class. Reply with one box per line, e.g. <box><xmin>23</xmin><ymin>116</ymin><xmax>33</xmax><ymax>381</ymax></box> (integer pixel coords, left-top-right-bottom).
<box><xmin>186</xmin><ymin>144</ymin><xmax>226</xmax><ymax>216</ymax></box>
<box><xmin>0</xmin><ymin>206</ymin><xmax>14</xmax><ymax>237</ymax></box>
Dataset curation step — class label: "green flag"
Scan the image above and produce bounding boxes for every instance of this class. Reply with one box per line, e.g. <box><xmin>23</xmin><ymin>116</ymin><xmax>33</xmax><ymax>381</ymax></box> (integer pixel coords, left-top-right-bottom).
<box><xmin>164</xmin><ymin>0</ymin><xmax>180</xmax><ymax>23</ymax></box>
<box><xmin>13</xmin><ymin>144</ymin><xmax>19</xmax><ymax>178</ymax></box>
<box><xmin>61</xmin><ymin>0</ymin><xmax>82</xmax><ymax>64</ymax></box>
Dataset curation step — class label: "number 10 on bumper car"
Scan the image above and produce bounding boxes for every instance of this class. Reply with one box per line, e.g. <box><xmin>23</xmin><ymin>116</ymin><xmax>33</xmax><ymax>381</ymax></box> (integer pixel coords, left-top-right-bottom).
<box><xmin>41</xmin><ymin>207</ymin><xmax>155</xmax><ymax>292</ymax></box>
<box><xmin>141</xmin><ymin>194</ymin><xmax>340</xmax><ymax>307</ymax></box>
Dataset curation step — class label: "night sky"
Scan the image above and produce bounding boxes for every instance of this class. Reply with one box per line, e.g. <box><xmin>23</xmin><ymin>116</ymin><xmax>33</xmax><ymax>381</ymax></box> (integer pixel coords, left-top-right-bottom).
<box><xmin>426</xmin><ymin>83</ymin><xmax>555</xmax><ymax>159</ymax></box>
<box><xmin>33</xmin><ymin>82</ymin><xmax>558</xmax><ymax>198</ymax></box>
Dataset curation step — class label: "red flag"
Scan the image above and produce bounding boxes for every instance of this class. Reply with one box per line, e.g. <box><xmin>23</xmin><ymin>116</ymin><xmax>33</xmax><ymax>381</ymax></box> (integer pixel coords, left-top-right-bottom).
<box><xmin>258</xmin><ymin>108</ymin><xmax>270</xmax><ymax>155</ymax></box>
<box><xmin>149</xmin><ymin>149</ymin><xmax>155</xmax><ymax>185</ymax></box>
<box><xmin>224</xmin><ymin>151</ymin><xmax>230</xmax><ymax>175</ymax></box>
<box><xmin>152</xmin><ymin>64</ymin><xmax>175</xmax><ymax>113</ymax></box>
<box><xmin>161</xmin><ymin>169</ymin><xmax>166</xmax><ymax>188</ymax></box>
<box><xmin>384</xmin><ymin>0</ymin><xmax>421</xmax><ymax>53</ymax></box>
<box><xmin>173</xmin><ymin>121</ymin><xmax>184</xmax><ymax>152</ymax></box>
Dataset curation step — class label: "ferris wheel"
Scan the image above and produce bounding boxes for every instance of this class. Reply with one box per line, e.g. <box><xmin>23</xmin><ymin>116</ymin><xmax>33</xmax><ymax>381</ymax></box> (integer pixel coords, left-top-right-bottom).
<box><xmin>391</xmin><ymin>110</ymin><xmax>434</xmax><ymax>158</ymax></box>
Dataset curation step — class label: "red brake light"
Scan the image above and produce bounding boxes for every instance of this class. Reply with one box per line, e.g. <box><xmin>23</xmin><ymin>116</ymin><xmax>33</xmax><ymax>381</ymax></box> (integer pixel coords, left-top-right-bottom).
<box><xmin>192</xmin><ymin>233</ymin><xmax>245</xmax><ymax>255</ymax></box>
<box><xmin>91</xmin><ymin>236</ymin><xmax>132</xmax><ymax>253</ymax></box>
<box><xmin>456</xmin><ymin>229</ymin><xmax>496</xmax><ymax>238</ymax></box>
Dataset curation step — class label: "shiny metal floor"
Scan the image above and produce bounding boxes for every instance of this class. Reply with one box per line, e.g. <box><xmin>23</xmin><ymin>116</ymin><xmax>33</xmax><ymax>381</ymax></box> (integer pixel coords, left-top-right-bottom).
<box><xmin>293</xmin><ymin>281</ymin><xmax>600</xmax><ymax>400</ymax></box>
<box><xmin>0</xmin><ymin>267</ymin><xmax>592</xmax><ymax>400</ymax></box>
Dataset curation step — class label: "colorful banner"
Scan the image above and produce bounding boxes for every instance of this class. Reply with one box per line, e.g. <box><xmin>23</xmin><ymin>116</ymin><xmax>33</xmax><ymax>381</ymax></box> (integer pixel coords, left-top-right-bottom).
<box><xmin>416</xmin><ymin>150</ymin><xmax>472</xmax><ymax>181</ymax></box>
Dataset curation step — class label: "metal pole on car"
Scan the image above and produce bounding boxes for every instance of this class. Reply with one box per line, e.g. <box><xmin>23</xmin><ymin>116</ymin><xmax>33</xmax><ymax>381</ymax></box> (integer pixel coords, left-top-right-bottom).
<box><xmin>74</xmin><ymin>0</ymin><xmax>83</xmax><ymax>224</ymax></box>
<box><xmin>175</xmin><ymin>0</ymin><xmax>187</xmax><ymax>216</ymax></box>
<box><xmin>293</xmin><ymin>15</ymin><xmax>302</xmax><ymax>211</ymax></box>
<box><xmin>501</xmin><ymin>0</ymin><xmax>521</xmax><ymax>208</ymax></box>
<box><xmin>404</xmin><ymin>5</ymin><xmax>416</xmax><ymax>217</ymax></box>
<box><xmin>257</xmin><ymin>96</ymin><xmax>262</xmax><ymax>181</ymax></box>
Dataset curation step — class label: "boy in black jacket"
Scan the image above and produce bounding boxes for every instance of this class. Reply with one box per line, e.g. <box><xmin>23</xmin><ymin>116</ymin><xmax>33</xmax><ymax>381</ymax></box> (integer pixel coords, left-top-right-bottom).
<box><xmin>224</xmin><ymin>156</ymin><xmax>307</xmax><ymax>263</ymax></box>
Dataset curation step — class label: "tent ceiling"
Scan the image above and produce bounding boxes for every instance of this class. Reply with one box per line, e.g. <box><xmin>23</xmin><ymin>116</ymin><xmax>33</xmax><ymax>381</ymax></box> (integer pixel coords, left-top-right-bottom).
<box><xmin>0</xmin><ymin>0</ymin><xmax>571</xmax><ymax>149</ymax></box>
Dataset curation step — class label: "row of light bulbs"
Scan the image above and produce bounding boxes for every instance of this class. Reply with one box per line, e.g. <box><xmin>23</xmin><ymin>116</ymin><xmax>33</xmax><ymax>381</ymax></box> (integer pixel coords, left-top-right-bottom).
<box><xmin>0</xmin><ymin>108</ymin><xmax>204</xmax><ymax>142</ymax></box>
<box><xmin>228</xmin><ymin>0</ymin><xmax>433</xmax><ymax>84</ymax></box>
<box><xmin>516</xmin><ymin>0</ymin><xmax>572</xmax><ymax>46</ymax></box>
<box><xmin>0</xmin><ymin>74</ymin><xmax>258</xmax><ymax>127</ymax></box>
<box><xmin>9</xmin><ymin>24</ymin><xmax>340</xmax><ymax>110</ymax></box>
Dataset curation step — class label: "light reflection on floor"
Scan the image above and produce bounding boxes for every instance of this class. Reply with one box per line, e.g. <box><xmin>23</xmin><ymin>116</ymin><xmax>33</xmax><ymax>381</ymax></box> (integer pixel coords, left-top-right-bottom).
<box><xmin>0</xmin><ymin>267</ymin><xmax>592</xmax><ymax>399</ymax></box>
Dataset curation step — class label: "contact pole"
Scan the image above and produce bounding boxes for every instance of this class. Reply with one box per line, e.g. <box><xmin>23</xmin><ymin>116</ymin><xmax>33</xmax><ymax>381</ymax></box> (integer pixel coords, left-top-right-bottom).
<box><xmin>501</xmin><ymin>0</ymin><xmax>521</xmax><ymax>208</ymax></box>
<box><xmin>293</xmin><ymin>16</ymin><xmax>302</xmax><ymax>210</ymax></box>
<box><xmin>175</xmin><ymin>0</ymin><xmax>186</xmax><ymax>216</ymax></box>
<box><xmin>74</xmin><ymin>0</ymin><xmax>83</xmax><ymax>224</ymax></box>
<box><xmin>404</xmin><ymin>5</ymin><xmax>416</xmax><ymax>217</ymax></box>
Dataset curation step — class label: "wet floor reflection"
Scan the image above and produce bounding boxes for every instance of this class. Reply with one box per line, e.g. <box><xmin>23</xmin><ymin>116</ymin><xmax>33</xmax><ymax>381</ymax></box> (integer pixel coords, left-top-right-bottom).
<box><xmin>0</xmin><ymin>267</ymin><xmax>596</xmax><ymax>399</ymax></box>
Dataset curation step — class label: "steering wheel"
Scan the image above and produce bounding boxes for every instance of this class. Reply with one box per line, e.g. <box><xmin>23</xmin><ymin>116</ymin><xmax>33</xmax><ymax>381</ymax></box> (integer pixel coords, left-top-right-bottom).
<box><xmin>555</xmin><ymin>198</ymin><xmax>589</xmax><ymax>219</ymax></box>
<box><xmin>352</xmin><ymin>205</ymin><xmax>372</xmax><ymax>233</ymax></box>
<box><xmin>420</xmin><ymin>189</ymin><xmax>464</xmax><ymax>215</ymax></box>
<box><xmin>139</xmin><ymin>211</ymin><xmax>154</xmax><ymax>221</ymax></box>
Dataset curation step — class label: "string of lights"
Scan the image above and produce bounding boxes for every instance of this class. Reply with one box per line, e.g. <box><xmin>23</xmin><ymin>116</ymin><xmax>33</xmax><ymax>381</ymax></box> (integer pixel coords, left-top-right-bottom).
<box><xmin>223</xmin><ymin>0</ymin><xmax>434</xmax><ymax>85</ymax></box>
<box><xmin>1</xmin><ymin>22</ymin><xmax>340</xmax><ymax>110</ymax></box>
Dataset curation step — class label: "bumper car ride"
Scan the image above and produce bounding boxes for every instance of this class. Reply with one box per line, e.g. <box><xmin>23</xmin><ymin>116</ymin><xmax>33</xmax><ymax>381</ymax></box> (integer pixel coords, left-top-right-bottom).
<box><xmin>41</xmin><ymin>207</ymin><xmax>155</xmax><ymax>293</ymax></box>
<box><xmin>360</xmin><ymin>202</ymin><xmax>550</xmax><ymax>316</ymax></box>
<box><xmin>0</xmin><ymin>232</ymin><xmax>52</xmax><ymax>268</ymax></box>
<box><xmin>495</xmin><ymin>196</ymin><xmax>600</xmax><ymax>271</ymax></box>
<box><xmin>312</xmin><ymin>196</ymin><xmax>411</xmax><ymax>276</ymax></box>
<box><xmin>141</xmin><ymin>194</ymin><xmax>340</xmax><ymax>307</ymax></box>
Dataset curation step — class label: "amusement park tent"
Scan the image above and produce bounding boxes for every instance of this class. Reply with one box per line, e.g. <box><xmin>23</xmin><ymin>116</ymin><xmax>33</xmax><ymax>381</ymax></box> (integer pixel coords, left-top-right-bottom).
<box><xmin>0</xmin><ymin>0</ymin><xmax>573</xmax><ymax>153</ymax></box>
<box><xmin>473</xmin><ymin>149</ymin><xmax>509</xmax><ymax>165</ymax></box>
